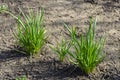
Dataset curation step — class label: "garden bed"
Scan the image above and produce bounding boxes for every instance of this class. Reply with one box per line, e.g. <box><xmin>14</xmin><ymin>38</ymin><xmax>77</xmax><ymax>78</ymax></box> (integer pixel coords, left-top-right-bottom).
<box><xmin>0</xmin><ymin>0</ymin><xmax>120</xmax><ymax>80</ymax></box>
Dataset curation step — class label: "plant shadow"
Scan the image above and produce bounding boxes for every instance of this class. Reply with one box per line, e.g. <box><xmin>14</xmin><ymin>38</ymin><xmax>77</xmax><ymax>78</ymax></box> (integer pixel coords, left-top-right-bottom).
<box><xmin>12</xmin><ymin>60</ymin><xmax>89</xmax><ymax>80</ymax></box>
<box><xmin>0</xmin><ymin>48</ymin><xmax>29</xmax><ymax>62</ymax></box>
<box><xmin>0</xmin><ymin>48</ymin><xmax>88</xmax><ymax>79</ymax></box>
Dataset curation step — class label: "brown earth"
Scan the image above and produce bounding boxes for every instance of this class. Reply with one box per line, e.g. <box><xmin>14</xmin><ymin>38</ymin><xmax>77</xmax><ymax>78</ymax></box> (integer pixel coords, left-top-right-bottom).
<box><xmin>0</xmin><ymin>0</ymin><xmax>120</xmax><ymax>80</ymax></box>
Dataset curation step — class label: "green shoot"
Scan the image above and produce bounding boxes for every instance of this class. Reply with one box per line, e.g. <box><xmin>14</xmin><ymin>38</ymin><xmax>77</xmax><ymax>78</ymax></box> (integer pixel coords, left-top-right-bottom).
<box><xmin>64</xmin><ymin>18</ymin><xmax>105</xmax><ymax>74</ymax></box>
<box><xmin>50</xmin><ymin>39</ymin><xmax>71</xmax><ymax>62</ymax></box>
<box><xmin>53</xmin><ymin>17</ymin><xmax>106</xmax><ymax>74</ymax></box>
<box><xmin>0</xmin><ymin>4</ymin><xmax>8</xmax><ymax>12</ymax></box>
<box><xmin>1</xmin><ymin>7</ymin><xmax>46</xmax><ymax>56</ymax></box>
<box><xmin>15</xmin><ymin>75</ymin><xmax>26</xmax><ymax>80</ymax></box>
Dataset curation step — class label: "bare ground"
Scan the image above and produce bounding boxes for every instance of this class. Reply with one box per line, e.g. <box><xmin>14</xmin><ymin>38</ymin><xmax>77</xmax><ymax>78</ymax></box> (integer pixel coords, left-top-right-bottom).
<box><xmin>0</xmin><ymin>0</ymin><xmax>120</xmax><ymax>80</ymax></box>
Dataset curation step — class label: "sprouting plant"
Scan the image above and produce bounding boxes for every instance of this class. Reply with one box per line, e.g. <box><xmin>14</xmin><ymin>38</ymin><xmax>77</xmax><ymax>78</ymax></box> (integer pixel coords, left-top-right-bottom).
<box><xmin>15</xmin><ymin>75</ymin><xmax>26</xmax><ymax>80</ymax></box>
<box><xmin>50</xmin><ymin>39</ymin><xmax>71</xmax><ymax>62</ymax></box>
<box><xmin>64</xmin><ymin>18</ymin><xmax>105</xmax><ymax>74</ymax></box>
<box><xmin>0</xmin><ymin>7</ymin><xmax>46</xmax><ymax>56</ymax></box>
<box><xmin>51</xmin><ymin>17</ymin><xmax>105</xmax><ymax>74</ymax></box>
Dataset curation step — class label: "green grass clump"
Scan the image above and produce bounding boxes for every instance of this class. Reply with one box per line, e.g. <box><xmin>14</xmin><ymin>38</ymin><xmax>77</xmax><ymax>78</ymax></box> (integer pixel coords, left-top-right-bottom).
<box><xmin>0</xmin><ymin>7</ymin><xmax>46</xmax><ymax>56</ymax></box>
<box><xmin>14</xmin><ymin>8</ymin><xmax>46</xmax><ymax>56</ymax></box>
<box><xmin>51</xmin><ymin>18</ymin><xmax>105</xmax><ymax>74</ymax></box>
<box><xmin>50</xmin><ymin>39</ymin><xmax>71</xmax><ymax>62</ymax></box>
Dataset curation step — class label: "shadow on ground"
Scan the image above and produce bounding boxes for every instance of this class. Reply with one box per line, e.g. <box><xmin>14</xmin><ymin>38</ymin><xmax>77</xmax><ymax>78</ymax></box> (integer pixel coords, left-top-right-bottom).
<box><xmin>0</xmin><ymin>48</ymin><xmax>28</xmax><ymax>62</ymax></box>
<box><xmin>12</xmin><ymin>60</ymin><xmax>89</xmax><ymax>80</ymax></box>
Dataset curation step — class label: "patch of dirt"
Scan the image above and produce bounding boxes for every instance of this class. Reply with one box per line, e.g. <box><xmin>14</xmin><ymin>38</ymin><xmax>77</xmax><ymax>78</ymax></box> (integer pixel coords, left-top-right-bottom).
<box><xmin>0</xmin><ymin>0</ymin><xmax>120</xmax><ymax>80</ymax></box>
